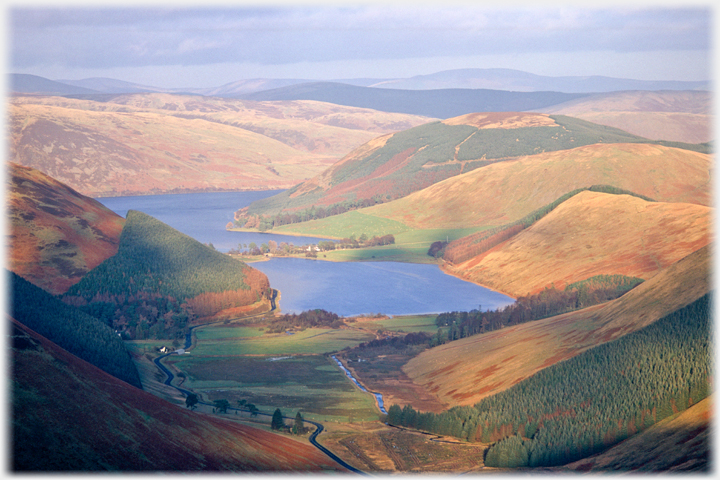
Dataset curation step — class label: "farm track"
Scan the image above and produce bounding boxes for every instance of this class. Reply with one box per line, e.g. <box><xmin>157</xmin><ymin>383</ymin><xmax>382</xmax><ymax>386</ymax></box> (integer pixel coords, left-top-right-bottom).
<box><xmin>152</xmin><ymin>299</ymin><xmax>367</xmax><ymax>475</ymax></box>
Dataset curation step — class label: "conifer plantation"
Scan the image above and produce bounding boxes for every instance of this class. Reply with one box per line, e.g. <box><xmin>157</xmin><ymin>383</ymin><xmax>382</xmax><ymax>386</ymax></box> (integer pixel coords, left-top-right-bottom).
<box><xmin>63</xmin><ymin>210</ymin><xmax>271</xmax><ymax>340</ymax></box>
<box><xmin>10</xmin><ymin>271</ymin><xmax>142</xmax><ymax>388</ymax></box>
<box><xmin>387</xmin><ymin>294</ymin><xmax>711</xmax><ymax>467</ymax></box>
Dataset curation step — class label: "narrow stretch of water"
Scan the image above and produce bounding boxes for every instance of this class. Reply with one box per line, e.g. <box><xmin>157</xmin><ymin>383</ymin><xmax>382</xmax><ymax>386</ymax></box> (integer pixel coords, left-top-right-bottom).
<box><xmin>332</xmin><ymin>355</ymin><xmax>387</xmax><ymax>414</ymax></box>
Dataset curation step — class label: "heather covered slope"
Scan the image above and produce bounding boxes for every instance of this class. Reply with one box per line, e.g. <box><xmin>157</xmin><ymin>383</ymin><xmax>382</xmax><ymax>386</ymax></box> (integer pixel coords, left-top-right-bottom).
<box><xmin>363</xmin><ymin>142</ymin><xmax>711</xmax><ymax>230</ymax></box>
<box><xmin>540</xmin><ymin>90</ymin><xmax>712</xmax><ymax>144</ymax></box>
<box><xmin>7</xmin><ymin>162</ymin><xmax>125</xmax><ymax>294</ymax></box>
<box><xmin>9</xmin><ymin>93</ymin><xmax>434</xmax><ymax>196</ymax></box>
<box><xmin>403</xmin><ymin>245</ymin><xmax>711</xmax><ymax>408</ymax></box>
<box><xmin>239</xmin><ymin>113</ymin><xmax>708</xmax><ymax>226</ymax></box>
<box><xmin>443</xmin><ymin>191</ymin><xmax>711</xmax><ymax>297</ymax></box>
<box><xmin>10</xmin><ymin>319</ymin><xmax>345</xmax><ymax>472</ymax></box>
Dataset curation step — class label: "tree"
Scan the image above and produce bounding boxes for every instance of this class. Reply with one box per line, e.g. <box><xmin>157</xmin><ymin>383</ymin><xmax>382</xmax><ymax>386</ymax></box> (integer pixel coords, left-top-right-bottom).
<box><xmin>214</xmin><ymin>399</ymin><xmax>229</xmax><ymax>414</ymax></box>
<box><xmin>185</xmin><ymin>393</ymin><xmax>199</xmax><ymax>410</ymax></box>
<box><xmin>271</xmin><ymin>408</ymin><xmax>285</xmax><ymax>430</ymax></box>
<box><xmin>293</xmin><ymin>412</ymin><xmax>305</xmax><ymax>435</ymax></box>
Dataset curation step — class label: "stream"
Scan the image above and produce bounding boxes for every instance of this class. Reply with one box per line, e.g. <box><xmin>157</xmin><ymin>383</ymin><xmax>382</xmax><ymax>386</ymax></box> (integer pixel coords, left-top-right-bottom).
<box><xmin>331</xmin><ymin>355</ymin><xmax>387</xmax><ymax>414</ymax></box>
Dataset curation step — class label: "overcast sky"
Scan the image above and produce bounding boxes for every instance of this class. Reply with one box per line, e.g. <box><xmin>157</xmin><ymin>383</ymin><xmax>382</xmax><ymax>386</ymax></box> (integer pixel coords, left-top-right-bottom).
<box><xmin>7</xmin><ymin>2</ymin><xmax>713</xmax><ymax>89</ymax></box>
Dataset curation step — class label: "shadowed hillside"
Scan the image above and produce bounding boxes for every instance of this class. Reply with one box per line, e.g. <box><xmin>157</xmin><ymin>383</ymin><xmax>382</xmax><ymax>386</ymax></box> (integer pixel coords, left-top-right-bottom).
<box><xmin>443</xmin><ymin>191</ymin><xmax>711</xmax><ymax>297</ymax></box>
<box><xmin>9</xmin><ymin>93</ymin><xmax>433</xmax><ymax>196</ymax></box>
<box><xmin>63</xmin><ymin>210</ymin><xmax>271</xmax><ymax>340</ymax></box>
<box><xmin>7</xmin><ymin>162</ymin><xmax>125</xmax><ymax>294</ymax></box>
<box><xmin>10</xmin><ymin>319</ymin><xmax>345</xmax><ymax>472</ymax></box>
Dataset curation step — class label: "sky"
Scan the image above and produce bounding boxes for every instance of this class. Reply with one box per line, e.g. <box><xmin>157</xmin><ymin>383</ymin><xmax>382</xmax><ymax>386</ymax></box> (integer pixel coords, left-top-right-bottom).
<box><xmin>6</xmin><ymin>2</ymin><xmax>714</xmax><ymax>89</ymax></box>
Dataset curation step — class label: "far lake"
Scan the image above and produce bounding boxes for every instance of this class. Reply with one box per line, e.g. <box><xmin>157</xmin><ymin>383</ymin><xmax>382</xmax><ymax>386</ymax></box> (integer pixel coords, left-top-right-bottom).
<box><xmin>98</xmin><ymin>191</ymin><xmax>515</xmax><ymax>316</ymax></box>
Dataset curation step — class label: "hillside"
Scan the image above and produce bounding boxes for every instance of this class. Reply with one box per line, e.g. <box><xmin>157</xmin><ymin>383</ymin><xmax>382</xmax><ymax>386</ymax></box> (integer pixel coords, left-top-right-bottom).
<box><xmin>10</xmin><ymin>318</ymin><xmax>345</xmax><ymax>472</ymax></box>
<box><xmin>443</xmin><ymin>191</ymin><xmax>711</xmax><ymax>297</ymax></box>
<box><xmin>362</xmin><ymin>142</ymin><xmax>711</xmax><ymax>231</ymax></box>
<box><xmin>9</xmin><ymin>93</ymin><xmax>434</xmax><ymax>197</ymax></box>
<box><xmin>540</xmin><ymin>90</ymin><xmax>712</xmax><ymax>143</ymax></box>
<box><xmin>563</xmin><ymin>396</ymin><xmax>711</xmax><ymax>472</ymax></box>
<box><xmin>10</xmin><ymin>270</ymin><xmax>142</xmax><ymax>388</ymax></box>
<box><xmin>403</xmin><ymin>244</ymin><xmax>710</xmax><ymax>408</ymax></box>
<box><xmin>7</xmin><ymin>162</ymin><xmax>125</xmax><ymax>294</ymax></box>
<box><xmin>63</xmin><ymin>210</ymin><xmax>271</xmax><ymax>340</ymax></box>
<box><xmin>237</xmin><ymin>82</ymin><xmax>587</xmax><ymax>118</ymax></box>
<box><xmin>238</xmin><ymin>113</ymin><xmax>707</xmax><ymax>224</ymax></box>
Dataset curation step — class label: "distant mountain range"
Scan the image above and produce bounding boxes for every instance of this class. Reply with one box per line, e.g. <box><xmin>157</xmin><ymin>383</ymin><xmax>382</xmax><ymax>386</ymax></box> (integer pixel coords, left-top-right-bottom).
<box><xmin>11</xmin><ymin>68</ymin><xmax>709</xmax><ymax>97</ymax></box>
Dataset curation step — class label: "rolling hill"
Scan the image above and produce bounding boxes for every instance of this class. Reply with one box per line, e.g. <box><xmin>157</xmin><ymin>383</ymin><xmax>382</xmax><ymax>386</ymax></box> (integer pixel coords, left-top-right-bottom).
<box><xmin>442</xmin><ymin>191</ymin><xmax>711</xmax><ymax>297</ymax></box>
<box><xmin>63</xmin><ymin>210</ymin><xmax>272</xmax><ymax>340</ymax></box>
<box><xmin>8</xmin><ymin>93</ymin><xmax>434</xmax><ymax>197</ymax></box>
<box><xmin>238</xmin><ymin>113</ymin><xmax>708</xmax><ymax>224</ymax></box>
<box><xmin>10</xmin><ymin>318</ymin><xmax>345</xmax><ymax>472</ymax></box>
<box><xmin>237</xmin><ymin>82</ymin><xmax>587</xmax><ymax>118</ymax></box>
<box><xmin>7</xmin><ymin>162</ymin><xmax>125</xmax><ymax>294</ymax></box>
<box><xmin>402</xmin><ymin>244</ymin><xmax>711</xmax><ymax>408</ymax></box>
<box><xmin>360</xmin><ymin>141</ymin><xmax>711</xmax><ymax>231</ymax></box>
<box><xmin>540</xmin><ymin>90</ymin><xmax>712</xmax><ymax>143</ymax></box>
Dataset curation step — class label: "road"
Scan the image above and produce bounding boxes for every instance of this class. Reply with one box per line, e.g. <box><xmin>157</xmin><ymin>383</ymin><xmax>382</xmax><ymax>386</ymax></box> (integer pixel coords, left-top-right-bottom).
<box><xmin>152</xmin><ymin>296</ymin><xmax>367</xmax><ymax>475</ymax></box>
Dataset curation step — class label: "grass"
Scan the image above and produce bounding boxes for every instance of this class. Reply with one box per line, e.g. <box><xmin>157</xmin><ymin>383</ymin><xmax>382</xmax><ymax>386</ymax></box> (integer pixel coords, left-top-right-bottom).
<box><xmin>351</xmin><ymin>315</ymin><xmax>439</xmax><ymax>333</ymax></box>
<box><xmin>272</xmin><ymin>210</ymin><xmax>410</xmax><ymax>239</ymax></box>
<box><xmin>192</xmin><ymin>326</ymin><xmax>375</xmax><ymax>355</ymax></box>
<box><xmin>167</xmin><ymin>353</ymin><xmax>380</xmax><ymax>423</ymax></box>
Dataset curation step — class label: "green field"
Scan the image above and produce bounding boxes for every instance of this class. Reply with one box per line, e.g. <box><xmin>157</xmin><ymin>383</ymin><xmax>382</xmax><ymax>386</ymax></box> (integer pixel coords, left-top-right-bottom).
<box><xmin>272</xmin><ymin>210</ymin><xmax>409</xmax><ymax>239</ymax></box>
<box><xmin>192</xmin><ymin>326</ymin><xmax>374</xmax><ymax>355</ymax></box>
<box><xmin>167</xmin><ymin>322</ymin><xmax>380</xmax><ymax>422</ymax></box>
<box><xmin>351</xmin><ymin>315</ymin><xmax>439</xmax><ymax>333</ymax></box>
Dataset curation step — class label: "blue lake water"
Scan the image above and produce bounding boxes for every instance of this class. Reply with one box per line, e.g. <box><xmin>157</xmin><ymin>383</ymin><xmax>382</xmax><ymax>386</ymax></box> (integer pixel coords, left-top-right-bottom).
<box><xmin>98</xmin><ymin>191</ymin><xmax>515</xmax><ymax>316</ymax></box>
<box><xmin>98</xmin><ymin>190</ymin><xmax>333</xmax><ymax>252</ymax></box>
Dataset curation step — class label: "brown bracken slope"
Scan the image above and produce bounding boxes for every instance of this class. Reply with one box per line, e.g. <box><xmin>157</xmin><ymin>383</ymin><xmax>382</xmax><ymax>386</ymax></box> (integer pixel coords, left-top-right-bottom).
<box><xmin>9</xmin><ymin>93</ymin><xmax>434</xmax><ymax>197</ymax></box>
<box><xmin>443</xmin><ymin>191</ymin><xmax>711</xmax><ymax>297</ymax></box>
<box><xmin>404</xmin><ymin>244</ymin><xmax>711</xmax><ymax>409</ymax></box>
<box><xmin>7</xmin><ymin>162</ymin><xmax>125</xmax><ymax>294</ymax></box>
<box><xmin>10</xmin><ymin>318</ymin><xmax>345</xmax><ymax>472</ymax></box>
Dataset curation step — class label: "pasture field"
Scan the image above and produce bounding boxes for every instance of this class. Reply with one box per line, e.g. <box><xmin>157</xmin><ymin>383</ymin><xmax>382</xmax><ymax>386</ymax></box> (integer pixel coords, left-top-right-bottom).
<box><xmin>166</xmin><ymin>353</ymin><xmax>380</xmax><ymax>423</ymax></box>
<box><xmin>352</xmin><ymin>315</ymin><xmax>439</xmax><ymax>333</ymax></box>
<box><xmin>272</xmin><ymin>210</ymin><xmax>409</xmax><ymax>239</ymax></box>
<box><xmin>192</xmin><ymin>325</ymin><xmax>266</xmax><ymax>340</ymax></box>
<box><xmin>192</xmin><ymin>325</ymin><xmax>375</xmax><ymax>355</ymax></box>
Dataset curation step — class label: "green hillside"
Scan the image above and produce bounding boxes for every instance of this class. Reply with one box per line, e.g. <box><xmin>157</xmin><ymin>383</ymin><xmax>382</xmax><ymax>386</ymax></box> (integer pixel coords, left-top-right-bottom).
<box><xmin>387</xmin><ymin>293</ymin><xmax>711</xmax><ymax>468</ymax></box>
<box><xmin>9</xmin><ymin>271</ymin><xmax>142</xmax><ymax>388</ymax></box>
<box><xmin>64</xmin><ymin>210</ymin><xmax>271</xmax><ymax>340</ymax></box>
<box><xmin>238</xmin><ymin>114</ymin><xmax>709</xmax><ymax>227</ymax></box>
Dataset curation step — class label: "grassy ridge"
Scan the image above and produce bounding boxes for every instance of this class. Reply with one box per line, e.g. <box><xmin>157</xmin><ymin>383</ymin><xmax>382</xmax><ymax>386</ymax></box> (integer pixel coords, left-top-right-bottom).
<box><xmin>443</xmin><ymin>184</ymin><xmax>655</xmax><ymax>264</ymax></box>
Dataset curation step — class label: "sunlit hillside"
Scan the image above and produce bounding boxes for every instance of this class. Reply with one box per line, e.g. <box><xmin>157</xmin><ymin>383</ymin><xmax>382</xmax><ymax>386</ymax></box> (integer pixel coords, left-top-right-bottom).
<box><xmin>443</xmin><ymin>191</ymin><xmax>711</xmax><ymax>297</ymax></box>
<box><xmin>9</xmin><ymin>94</ymin><xmax>435</xmax><ymax>196</ymax></box>
<box><xmin>403</xmin><ymin>245</ymin><xmax>710</xmax><ymax>408</ymax></box>
<box><xmin>7</xmin><ymin>162</ymin><xmax>125</xmax><ymax>294</ymax></box>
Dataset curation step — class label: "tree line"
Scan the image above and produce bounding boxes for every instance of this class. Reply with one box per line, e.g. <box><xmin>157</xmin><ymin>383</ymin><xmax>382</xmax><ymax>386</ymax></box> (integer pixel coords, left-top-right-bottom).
<box><xmin>10</xmin><ymin>271</ymin><xmax>142</xmax><ymax>388</ymax></box>
<box><xmin>386</xmin><ymin>293</ymin><xmax>711</xmax><ymax>468</ymax></box>
<box><xmin>263</xmin><ymin>309</ymin><xmax>345</xmax><ymax>334</ymax></box>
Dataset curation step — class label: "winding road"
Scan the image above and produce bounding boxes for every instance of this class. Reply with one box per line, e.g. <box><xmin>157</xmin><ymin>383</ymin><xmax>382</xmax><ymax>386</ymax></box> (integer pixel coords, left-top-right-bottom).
<box><xmin>152</xmin><ymin>296</ymin><xmax>368</xmax><ymax>475</ymax></box>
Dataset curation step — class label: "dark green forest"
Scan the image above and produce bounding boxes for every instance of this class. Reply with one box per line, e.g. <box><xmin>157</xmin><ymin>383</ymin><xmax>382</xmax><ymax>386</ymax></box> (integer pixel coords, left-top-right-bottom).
<box><xmin>9</xmin><ymin>271</ymin><xmax>142</xmax><ymax>388</ymax></box>
<box><xmin>63</xmin><ymin>210</ymin><xmax>270</xmax><ymax>340</ymax></box>
<box><xmin>387</xmin><ymin>293</ymin><xmax>712</xmax><ymax>468</ymax></box>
